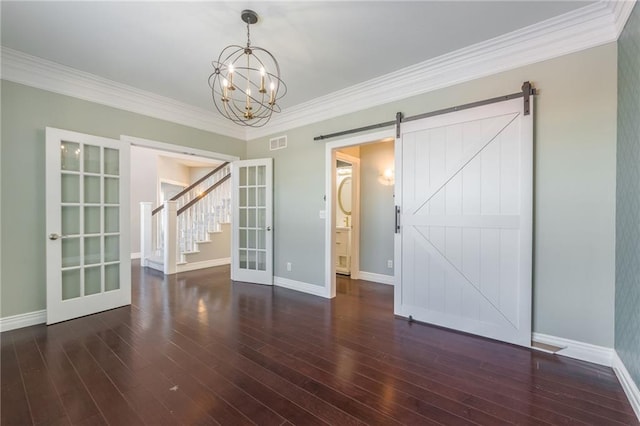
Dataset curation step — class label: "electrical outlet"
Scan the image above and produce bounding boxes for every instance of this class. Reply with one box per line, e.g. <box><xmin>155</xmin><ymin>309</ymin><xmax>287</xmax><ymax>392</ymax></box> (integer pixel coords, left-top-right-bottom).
<box><xmin>387</xmin><ymin>259</ymin><xmax>393</xmax><ymax>269</ymax></box>
<box><xmin>286</xmin><ymin>262</ymin><xmax>292</xmax><ymax>272</ymax></box>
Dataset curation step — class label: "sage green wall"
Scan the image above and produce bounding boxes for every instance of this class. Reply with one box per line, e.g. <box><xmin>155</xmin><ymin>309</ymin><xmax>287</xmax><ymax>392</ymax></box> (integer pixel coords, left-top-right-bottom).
<box><xmin>247</xmin><ymin>43</ymin><xmax>618</xmax><ymax>347</ymax></box>
<box><xmin>615</xmin><ymin>2</ymin><xmax>640</xmax><ymax>387</ymax></box>
<box><xmin>359</xmin><ymin>141</ymin><xmax>395</xmax><ymax>276</ymax></box>
<box><xmin>0</xmin><ymin>80</ymin><xmax>245</xmax><ymax>318</ymax></box>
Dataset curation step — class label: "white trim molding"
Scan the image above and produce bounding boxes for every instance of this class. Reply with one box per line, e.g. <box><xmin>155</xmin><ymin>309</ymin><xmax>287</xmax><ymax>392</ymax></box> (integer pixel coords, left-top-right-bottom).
<box><xmin>274</xmin><ymin>276</ymin><xmax>330</xmax><ymax>299</ymax></box>
<box><xmin>358</xmin><ymin>271</ymin><xmax>394</xmax><ymax>286</ymax></box>
<box><xmin>121</xmin><ymin>135</ymin><xmax>240</xmax><ymax>163</ymax></box>
<box><xmin>1</xmin><ymin>48</ymin><xmax>246</xmax><ymax>140</ymax></box>
<box><xmin>176</xmin><ymin>257</ymin><xmax>230</xmax><ymax>273</ymax></box>
<box><xmin>613</xmin><ymin>352</ymin><xmax>640</xmax><ymax>420</ymax></box>
<box><xmin>246</xmin><ymin>0</ymin><xmax>635</xmax><ymax>139</ymax></box>
<box><xmin>1</xmin><ymin>2</ymin><xmax>635</xmax><ymax>142</ymax></box>
<box><xmin>0</xmin><ymin>310</ymin><xmax>46</xmax><ymax>332</ymax></box>
<box><xmin>532</xmin><ymin>332</ymin><xmax>615</xmax><ymax>367</ymax></box>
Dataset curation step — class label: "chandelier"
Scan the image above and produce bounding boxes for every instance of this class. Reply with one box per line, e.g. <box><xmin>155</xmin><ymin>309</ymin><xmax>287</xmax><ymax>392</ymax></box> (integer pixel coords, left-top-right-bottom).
<box><xmin>208</xmin><ymin>9</ymin><xmax>286</xmax><ymax>127</ymax></box>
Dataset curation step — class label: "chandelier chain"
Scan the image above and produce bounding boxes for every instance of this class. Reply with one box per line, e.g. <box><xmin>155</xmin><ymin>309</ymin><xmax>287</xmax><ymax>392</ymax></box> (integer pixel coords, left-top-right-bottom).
<box><xmin>246</xmin><ymin>22</ymin><xmax>251</xmax><ymax>47</ymax></box>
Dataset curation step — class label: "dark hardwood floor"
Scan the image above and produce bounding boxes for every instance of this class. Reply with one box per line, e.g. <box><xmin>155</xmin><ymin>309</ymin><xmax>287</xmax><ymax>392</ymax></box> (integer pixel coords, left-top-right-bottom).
<box><xmin>2</xmin><ymin>264</ymin><xmax>637</xmax><ymax>425</ymax></box>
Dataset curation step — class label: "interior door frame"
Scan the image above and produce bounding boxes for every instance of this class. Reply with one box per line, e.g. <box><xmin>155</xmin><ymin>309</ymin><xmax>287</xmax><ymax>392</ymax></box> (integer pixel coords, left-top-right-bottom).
<box><xmin>324</xmin><ymin>129</ymin><xmax>395</xmax><ymax>298</ymax></box>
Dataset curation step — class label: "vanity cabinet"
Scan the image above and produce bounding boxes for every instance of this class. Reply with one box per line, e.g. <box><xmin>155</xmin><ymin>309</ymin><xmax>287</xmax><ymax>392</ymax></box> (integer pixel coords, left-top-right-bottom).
<box><xmin>335</xmin><ymin>227</ymin><xmax>351</xmax><ymax>275</ymax></box>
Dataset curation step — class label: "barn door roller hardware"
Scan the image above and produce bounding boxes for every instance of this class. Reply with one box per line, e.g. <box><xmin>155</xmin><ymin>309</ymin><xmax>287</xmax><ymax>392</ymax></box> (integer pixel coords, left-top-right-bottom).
<box><xmin>314</xmin><ymin>81</ymin><xmax>537</xmax><ymax>141</ymax></box>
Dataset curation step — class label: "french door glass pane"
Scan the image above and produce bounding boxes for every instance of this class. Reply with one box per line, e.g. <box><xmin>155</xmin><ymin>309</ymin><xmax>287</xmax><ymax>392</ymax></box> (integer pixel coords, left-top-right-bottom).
<box><xmin>84</xmin><ymin>267</ymin><xmax>101</xmax><ymax>295</ymax></box>
<box><xmin>248</xmin><ymin>167</ymin><xmax>256</xmax><ymax>185</ymax></box>
<box><xmin>61</xmin><ymin>141</ymin><xmax>80</xmax><ymax>171</ymax></box>
<box><xmin>248</xmin><ymin>250</ymin><xmax>256</xmax><ymax>269</ymax></box>
<box><xmin>84</xmin><ymin>145</ymin><xmax>101</xmax><ymax>174</ymax></box>
<box><xmin>104</xmin><ymin>148</ymin><xmax>119</xmax><ymax>175</ymax></box>
<box><xmin>104</xmin><ymin>207</ymin><xmax>119</xmax><ymax>233</ymax></box>
<box><xmin>84</xmin><ymin>236</ymin><xmax>101</xmax><ymax>265</ymax></box>
<box><xmin>239</xmin><ymin>167</ymin><xmax>247</xmax><ymax>186</ymax></box>
<box><xmin>239</xmin><ymin>250</ymin><xmax>247</xmax><ymax>268</ymax></box>
<box><xmin>104</xmin><ymin>236</ymin><xmax>119</xmax><ymax>262</ymax></box>
<box><xmin>257</xmin><ymin>166</ymin><xmax>265</xmax><ymax>185</ymax></box>
<box><xmin>239</xmin><ymin>229</ymin><xmax>247</xmax><ymax>249</ymax></box>
<box><xmin>84</xmin><ymin>176</ymin><xmax>100</xmax><ymax>203</ymax></box>
<box><xmin>62</xmin><ymin>269</ymin><xmax>81</xmax><ymax>300</ymax></box>
<box><xmin>62</xmin><ymin>206</ymin><xmax>80</xmax><ymax>235</ymax></box>
<box><xmin>258</xmin><ymin>251</ymin><xmax>266</xmax><ymax>271</ymax></box>
<box><xmin>62</xmin><ymin>238</ymin><xmax>80</xmax><ymax>268</ymax></box>
<box><xmin>61</xmin><ymin>174</ymin><xmax>80</xmax><ymax>203</ymax></box>
<box><xmin>248</xmin><ymin>188</ymin><xmax>256</xmax><ymax>207</ymax></box>
<box><xmin>239</xmin><ymin>208</ymin><xmax>247</xmax><ymax>227</ymax></box>
<box><xmin>84</xmin><ymin>207</ymin><xmax>100</xmax><ymax>234</ymax></box>
<box><xmin>104</xmin><ymin>177</ymin><xmax>119</xmax><ymax>204</ymax></box>
<box><xmin>248</xmin><ymin>209</ymin><xmax>256</xmax><ymax>227</ymax></box>
<box><xmin>105</xmin><ymin>264</ymin><xmax>120</xmax><ymax>291</ymax></box>
<box><xmin>248</xmin><ymin>230</ymin><xmax>256</xmax><ymax>248</ymax></box>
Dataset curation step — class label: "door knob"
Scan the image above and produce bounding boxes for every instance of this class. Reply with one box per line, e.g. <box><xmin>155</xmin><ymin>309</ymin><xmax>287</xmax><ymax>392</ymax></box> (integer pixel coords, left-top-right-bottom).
<box><xmin>266</xmin><ymin>226</ymin><xmax>271</xmax><ymax>231</ymax></box>
<box><xmin>49</xmin><ymin>233</ymin><xmax>62</xmax><ymax>240</ymax></box>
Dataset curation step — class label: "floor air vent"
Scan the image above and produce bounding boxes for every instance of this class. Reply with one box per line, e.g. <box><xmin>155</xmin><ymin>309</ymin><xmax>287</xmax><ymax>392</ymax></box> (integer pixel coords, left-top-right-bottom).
<box><xmin>269</xmin><ymin>135</ymin><xmax>287</xmax><ymax>151</ymax></box>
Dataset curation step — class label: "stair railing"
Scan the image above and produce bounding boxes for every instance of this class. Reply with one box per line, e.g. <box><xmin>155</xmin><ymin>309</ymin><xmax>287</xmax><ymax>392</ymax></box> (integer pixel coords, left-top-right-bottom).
<box><xmin>140</xmin><ymin>162</ymin><xmax>231</xmax><ymax>273</ymax></box>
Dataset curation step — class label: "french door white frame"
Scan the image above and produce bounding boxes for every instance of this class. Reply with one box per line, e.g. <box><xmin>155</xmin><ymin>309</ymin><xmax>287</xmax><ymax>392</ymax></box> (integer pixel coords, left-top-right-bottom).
<box><xmin>324</xmin><ymin>129</ymin><xmax>395</xmax><ymax>298</ymax></box>
<box><xmin>46</xmin><ymin>127</ymin><xmax>131</xmax><ymax>324</ymax></box>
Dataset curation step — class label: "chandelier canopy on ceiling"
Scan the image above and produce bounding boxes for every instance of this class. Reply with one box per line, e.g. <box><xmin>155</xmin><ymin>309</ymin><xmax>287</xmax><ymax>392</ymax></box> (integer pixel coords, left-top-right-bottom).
<box><xmin>208</xmin><ymin>9</ymin><xmax>286</xmax><ymax>127</ymax></box>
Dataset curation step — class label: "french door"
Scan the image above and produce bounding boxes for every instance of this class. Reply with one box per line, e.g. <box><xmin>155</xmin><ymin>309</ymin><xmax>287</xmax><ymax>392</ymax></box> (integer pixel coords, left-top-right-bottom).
<box><xmin>231</xmin><ymin>159</ymin><xmax>273</xmax><ymax>285</ymax></box>
<box><xmin>45</xmin><ymin>128</ymin><xmax>131</xmax><ymax>325</ymax></box>
<box><xmin>395</xmin><ymin>97</ymin><xmax>533</xmax><ymax>346</ymax></box>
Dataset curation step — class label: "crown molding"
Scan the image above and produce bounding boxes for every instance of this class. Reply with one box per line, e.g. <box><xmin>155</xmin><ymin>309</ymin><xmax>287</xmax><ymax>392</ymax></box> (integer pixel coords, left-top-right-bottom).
<box><xmin>0</xmin><ymin>47</ymin><xmax>246</xmax><ymax>140</ymax></box>
<box><xmin>246</xmin><ymin>0</ymin><xmax>635</xmax><ymax>140</ymax></box>
<box><xmin>1</xmin><ymin>1</ymin><xmax>634</xmax><ymax>142</ymax></box>
<box><xmin>606</xmin><ymin>0</ymin><xmax>637</xmax><ymax>37</ymax></box>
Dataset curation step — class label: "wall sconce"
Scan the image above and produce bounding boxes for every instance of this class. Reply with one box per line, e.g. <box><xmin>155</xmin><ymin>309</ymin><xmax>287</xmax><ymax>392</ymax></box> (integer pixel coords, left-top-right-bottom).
<box><xmin>379</xmin><ymin>168</ymin><xmax>394</xmax><ymax>186</ymax></box>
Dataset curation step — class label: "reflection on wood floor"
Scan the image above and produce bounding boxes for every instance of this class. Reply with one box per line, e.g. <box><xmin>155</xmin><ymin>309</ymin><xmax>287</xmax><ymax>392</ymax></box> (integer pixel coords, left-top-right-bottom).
<box><xmin>1</xmin><ymin>262</ymin><xmax>637</xmax><ymax>425</ymax></box>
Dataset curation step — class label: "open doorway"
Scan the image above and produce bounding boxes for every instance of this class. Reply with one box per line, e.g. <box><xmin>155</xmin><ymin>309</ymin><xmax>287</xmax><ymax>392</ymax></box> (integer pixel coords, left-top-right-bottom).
<box><xmin>324</xmin><ymin>129</ymin><xmax>396</xmax><ymax>298</ymax></box>
<box><xmin>124</xmin><ymin>136</ymin><xmax>239</xmax><ymax>274</ymax></box>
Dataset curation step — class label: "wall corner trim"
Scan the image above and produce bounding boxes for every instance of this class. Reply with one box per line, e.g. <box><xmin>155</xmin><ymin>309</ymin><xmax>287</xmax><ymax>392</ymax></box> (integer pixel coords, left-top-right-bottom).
<box><xmin>0</xmin><ymin>310</ymin><xmax>47</xmax><ymax>332</ymax></box>
<box><xmin>274</xmin><ymin>276</ymin><xmax>330</xmax><ymax>298</ymax></box>
<box><xmin>358</xmin><ymin>271</ymin><xmax>394</xmax><ymax>286</ymax></box>
<box><xmin>613</xmin><ymin>352</ymin><xmax>640</xmax><ymax>421</ymax></box>
<box><xmin>531</xmin><ymin>332</ymin><xmax>615</xmax><ymax>366</ymax></box>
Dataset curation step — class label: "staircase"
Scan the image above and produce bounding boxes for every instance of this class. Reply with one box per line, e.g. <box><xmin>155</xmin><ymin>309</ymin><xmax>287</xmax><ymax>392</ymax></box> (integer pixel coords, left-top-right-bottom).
<box><xmin>141</xmin><ymin>162</ymin><xmax>232</xmax><ymax>274</ymax></box>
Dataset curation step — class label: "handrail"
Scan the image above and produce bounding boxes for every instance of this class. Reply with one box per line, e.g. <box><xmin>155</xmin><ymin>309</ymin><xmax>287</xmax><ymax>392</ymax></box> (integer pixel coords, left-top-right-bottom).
<box><xmin>177</xmin><ymin>173</ymin><xmax>231</xmax><ymax>216</ymax></box>
<box><xmin>152</xmin><ymin>161</ymin><xmax>230</xmax><ymax>215</ymax></box>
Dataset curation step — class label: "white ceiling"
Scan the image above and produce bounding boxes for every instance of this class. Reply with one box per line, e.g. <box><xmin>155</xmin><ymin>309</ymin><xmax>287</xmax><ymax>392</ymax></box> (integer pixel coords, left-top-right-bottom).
<box><xmin>1</xmin><ymin>1</ymin><xmax>593</xmax><ymax>112</ymax></box>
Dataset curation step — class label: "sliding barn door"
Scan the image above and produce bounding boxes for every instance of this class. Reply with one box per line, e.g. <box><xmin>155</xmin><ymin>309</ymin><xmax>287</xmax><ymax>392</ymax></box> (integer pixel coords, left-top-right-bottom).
<box><xmin>395</xmin><ymin>97</ymin><xmax>533</xmax><ymax>346</ymax></box>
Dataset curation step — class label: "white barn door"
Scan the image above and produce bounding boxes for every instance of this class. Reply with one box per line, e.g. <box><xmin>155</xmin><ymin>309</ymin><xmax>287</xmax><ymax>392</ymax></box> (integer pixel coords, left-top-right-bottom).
<box><xmin>394</xmin><ymin>97</ymin><xmax>533</xmax><ymax>346</ymax></box>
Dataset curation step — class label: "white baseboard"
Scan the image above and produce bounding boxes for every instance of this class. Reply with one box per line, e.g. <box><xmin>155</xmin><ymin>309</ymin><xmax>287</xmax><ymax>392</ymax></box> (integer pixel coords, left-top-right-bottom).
<box><xmin>358</xmin><ymin>271</ymin><xmax>394</xmax><ymax>286</ymax></box>
<box><xmin>532</xmin><ymin>332</ymin><xmax>614</xmax><ymax>366</ymax></box>
<box><xmin>613</xmin><ymin>352</ymin><xmax>640</xmax><ymax>421</ymax></box>
<box><xmin>0</xmin><ymin>310</ymin><xmax>46</xmax><ymax>332</ymax></box>
<box><xmin>131</xmin><ymin>252</ymin><xmax>141</xmax><ymax>260</ymax></box>
<box><xmin>274</xmin><ymin>276</ymin><xmax>330</xmax><ymax>298</ymax></box>
<box><xmin>177</xmin><ymin>257</ymin><xmax>230</xmax><ymax>273</ymax></box>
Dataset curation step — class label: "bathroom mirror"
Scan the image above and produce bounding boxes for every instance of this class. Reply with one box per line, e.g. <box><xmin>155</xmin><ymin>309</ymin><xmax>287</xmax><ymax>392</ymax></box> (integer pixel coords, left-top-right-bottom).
<box><xmin>338</xmin><ymin>176</ymin><xmax>352</xmax><ymax>215</ymax></box>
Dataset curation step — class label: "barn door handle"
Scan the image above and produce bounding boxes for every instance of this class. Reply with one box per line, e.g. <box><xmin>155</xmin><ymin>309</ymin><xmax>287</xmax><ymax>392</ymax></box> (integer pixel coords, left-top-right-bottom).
<box><xmin>395</xmin><ymin>206</ymin><xmax>401</xmax><ymax>234</ymax></box>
